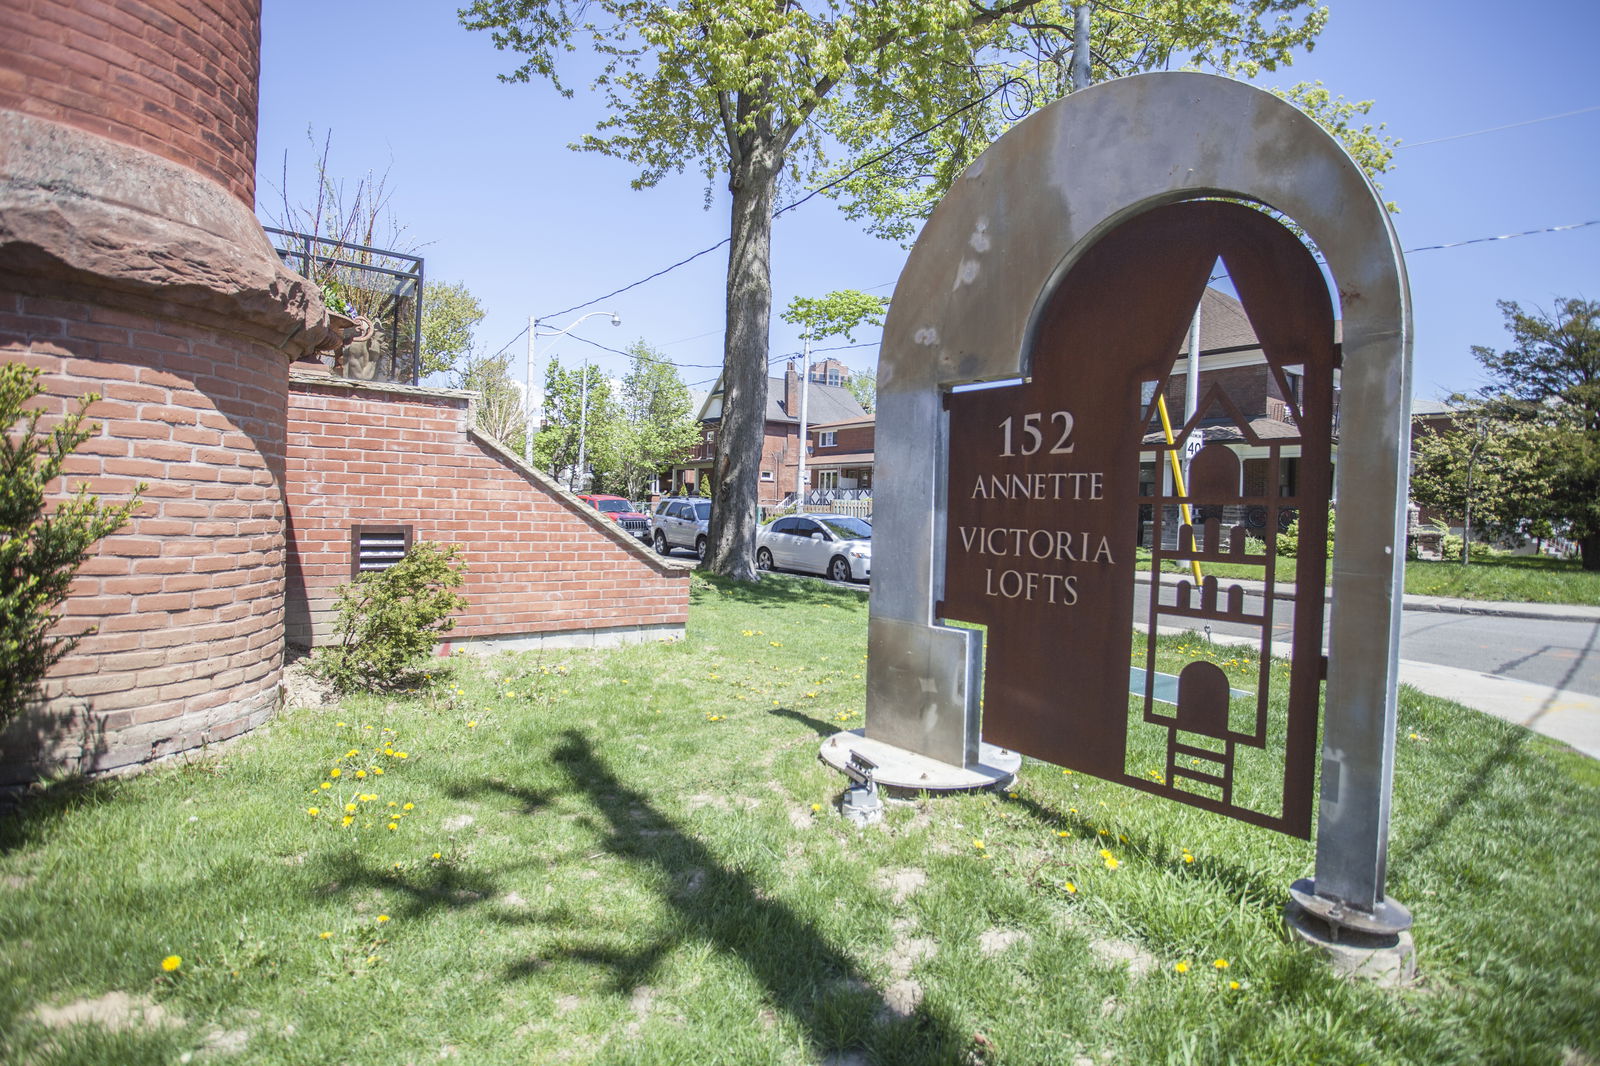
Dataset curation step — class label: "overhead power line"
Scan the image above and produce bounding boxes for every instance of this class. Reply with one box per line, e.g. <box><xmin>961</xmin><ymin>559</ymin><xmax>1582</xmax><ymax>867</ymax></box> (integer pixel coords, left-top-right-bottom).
<box><xmin>1399</xmin><ymin>105</ymin><xmax>1600</xmax><ymax>149</ymax></box>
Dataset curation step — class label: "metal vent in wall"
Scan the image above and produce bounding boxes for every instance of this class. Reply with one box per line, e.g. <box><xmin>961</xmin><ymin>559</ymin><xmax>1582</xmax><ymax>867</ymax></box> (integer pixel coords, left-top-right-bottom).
<box><xmin>351</xmin><ymin>525</ymin><xmax>413</xmax><ymax>578</ymax></box>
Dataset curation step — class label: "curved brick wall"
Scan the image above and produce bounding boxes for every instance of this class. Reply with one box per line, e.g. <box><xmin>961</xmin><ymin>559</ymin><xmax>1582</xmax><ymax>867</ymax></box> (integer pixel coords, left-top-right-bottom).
<box><xmin>0</xmin><ymin>0</ymin><xmax>260</xmax><ymax>204</ymax></box>
<box><xmin>0</xmin><ymin>298</ymin><xmax>289</xmax><ymax>783</ymax></box>
<box><xmin>0</xmin><ymin>1</ymin><xmax>329</xmax><ymax>782</ymax></box>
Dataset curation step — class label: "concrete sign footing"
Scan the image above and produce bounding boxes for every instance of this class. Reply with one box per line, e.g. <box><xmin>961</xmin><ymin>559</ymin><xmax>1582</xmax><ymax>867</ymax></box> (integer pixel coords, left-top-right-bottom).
<box><xmin>819</xmin><ymin>730</ymin><xmax>1021</xmax><ymax>793</ymax></box>
<box><xmin>1284</xmin><ymin>904</ymin><xmax>1418</xmax><ymax>987</ymax></box>
<box><xmin>1285</xmin><ymin>877</ymin><xmax>1417</xmax><ymax>986</ymax></box>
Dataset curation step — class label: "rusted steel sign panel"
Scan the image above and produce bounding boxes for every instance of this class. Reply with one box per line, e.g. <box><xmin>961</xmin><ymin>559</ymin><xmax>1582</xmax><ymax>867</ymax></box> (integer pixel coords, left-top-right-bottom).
<box><xmin>939</xmin><ymin>200</ymin><xmax>1335</xmax><ymax>837</ymax></box>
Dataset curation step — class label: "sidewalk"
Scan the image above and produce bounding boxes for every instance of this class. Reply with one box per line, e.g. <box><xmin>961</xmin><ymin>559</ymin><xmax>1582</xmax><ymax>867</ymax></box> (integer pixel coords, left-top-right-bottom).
<box><xmin>1134</xmin><ymin>568</ymin><xmax>1600</xmax><ymax>624</ymax></box>
<box><xmin>1135</xmin><ymin>570</ymin><xmax>1600</xmax><ymax>760</ymax></box>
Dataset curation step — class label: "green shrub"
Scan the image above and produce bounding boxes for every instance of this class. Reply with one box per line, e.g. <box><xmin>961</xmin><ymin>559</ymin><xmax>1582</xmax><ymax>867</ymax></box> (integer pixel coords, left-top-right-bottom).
<box><xmin>315</xmin><ymin>542</ymin><xmax>468</xmax><ymax>693</ymax></box>
<box><xmin>1276</xmin><ymin>507</ymin><xmax>1335</xmax><ymax>560</ymax></box>
<box><xmin>1</xmin><ymin>365</ymin><xmax>143</xmax><ymax>729</ymax></box>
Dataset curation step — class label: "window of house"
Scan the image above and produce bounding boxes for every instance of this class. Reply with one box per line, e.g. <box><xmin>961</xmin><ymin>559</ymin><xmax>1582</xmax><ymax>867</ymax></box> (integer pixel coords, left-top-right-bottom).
<box><xmin>817</xmin><ymin>470</ymin><xmax>840</xmax><ymax>489</ymax></box>
<box><xmin>351</xmin><ymin>525</ymin><xmax>413</xmax><ymax>578</ymax></box>
<box><xmin>818</xmin><ymin>431</ymin><xmax>837</xmax><ymax>447</ymax></box>
<box><xmin>760</xmin><ymin>470</ymin><xmax>774</xmax><ymax>481</ymax></box>
<box><xmin>826</xmin><ymin>370</ymin><xmax>842</xmax><ymax>386</ymax></box>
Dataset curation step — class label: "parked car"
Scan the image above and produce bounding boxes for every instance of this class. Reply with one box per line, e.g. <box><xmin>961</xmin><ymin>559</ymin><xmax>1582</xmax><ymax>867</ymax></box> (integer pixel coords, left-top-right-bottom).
<box><xmin>756</xmin><ymin>513</ymin><xmax>871</xmax><ymax>582</ymax></box>
<box><xmin>576</xmin><ymin>494</ymin><xmax>651</xmax><ymax>540</ymax></box>
<box><xmin>651</xmin><ymin>497</ymin><xmax>712</xmax><ymax>559</ymax></box>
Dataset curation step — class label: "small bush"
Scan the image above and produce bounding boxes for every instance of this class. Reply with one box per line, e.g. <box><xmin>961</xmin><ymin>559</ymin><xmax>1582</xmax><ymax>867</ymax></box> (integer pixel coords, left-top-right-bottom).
<box><xmin>1</xmin><ymin>365</ymin><xmax>143</xmax><ymax>728</ymax></box>
<box><xmin>315</xmin><ymin>542</ymin><xmax>468</xmax><ymax>693</ymax></box>
<box><xmin>1276</xmin><ymin>507</ymin><xmax>1335</xmax><ymax>561</ymax></box>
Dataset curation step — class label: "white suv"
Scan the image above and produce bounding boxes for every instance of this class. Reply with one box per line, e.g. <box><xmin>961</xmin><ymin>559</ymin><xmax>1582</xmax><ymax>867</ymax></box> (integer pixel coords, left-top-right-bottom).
<box><xmin>650</xmin><ymin>497</ymin><xmax>712</xmax><ymax>559</ymax></box>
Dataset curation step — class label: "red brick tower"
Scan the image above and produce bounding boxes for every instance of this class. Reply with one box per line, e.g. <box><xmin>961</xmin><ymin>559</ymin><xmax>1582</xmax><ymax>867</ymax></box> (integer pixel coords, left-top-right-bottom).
<box><xmin>0</xmin><ymin>0</ymin><xmax>328</xmax><ymax>781</ymax></box>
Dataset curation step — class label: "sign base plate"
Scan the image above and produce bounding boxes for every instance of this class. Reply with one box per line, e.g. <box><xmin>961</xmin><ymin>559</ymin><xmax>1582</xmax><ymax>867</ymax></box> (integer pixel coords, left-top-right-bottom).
<box><xmin>819</xmin><ymin>730</ymin><xmax>1021</xmax><ymax>792</ymax></box>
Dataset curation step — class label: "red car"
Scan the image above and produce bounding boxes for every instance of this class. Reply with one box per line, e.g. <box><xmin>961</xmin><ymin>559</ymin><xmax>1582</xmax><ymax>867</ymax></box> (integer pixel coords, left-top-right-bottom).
<box><xmin>576</xmin><ymin>494</ymin><xmax>652</xmax><ymax>541</ymax></box>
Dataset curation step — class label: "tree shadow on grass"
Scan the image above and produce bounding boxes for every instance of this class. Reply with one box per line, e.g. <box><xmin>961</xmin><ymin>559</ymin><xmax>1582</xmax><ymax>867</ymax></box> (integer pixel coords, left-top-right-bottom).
<box><xmin>531</xmin><ymin>729</ymin><xmax>971</xmax><ymax>1064</ymax></box>
<box><xmin>768</xmin><ymin>706</ymin><xmax>842</xmax><ymax>739</ymax></box>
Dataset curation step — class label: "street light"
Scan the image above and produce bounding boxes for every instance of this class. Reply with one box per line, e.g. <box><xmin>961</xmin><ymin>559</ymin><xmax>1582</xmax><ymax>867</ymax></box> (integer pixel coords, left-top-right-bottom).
<box><xmin>523</xmin><ymin>310</ymin><xmax>622</xmax><ymax>472</ymax></box>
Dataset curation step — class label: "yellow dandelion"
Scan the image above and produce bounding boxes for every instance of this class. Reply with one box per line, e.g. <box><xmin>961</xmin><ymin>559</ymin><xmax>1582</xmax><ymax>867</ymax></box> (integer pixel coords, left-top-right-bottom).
<box><xmin>355</xmin><ymin>770</ymin><xmax>367</xmax><ymax>779</ymax></box>
<box><xmin>1099</xmin><ymin>849</ymin><xmax>1114</xmax><ymax>859</ymax></box>
<box><xmin>972</xmin><ymin>839</ymin><xmax>985</xmax><ymax>849</ymax></box>
<box><xmin>1057</xmin><ymin>830</ymin><xmax>1070</xmax><ymax>837</ymax></box>
<box><xmin>344</xmin><ymin>803</ymin><xmax>357</xmax><ymax>813</ymax></box>
<box><xmin>1213</xmin><ymin>959</ymin><xmax>1230</xmax><ymax>970</ymax></box>
<box><xmin>396</xmin><ymin>752</ymin><xmax>408</xmax><ymax>760</ymax></box>
<box><xmin>319</xmin><ymin>782</ymin><xmax>331</xmax><ymax>790</ymax></box>
<box><xmin>161</xmin><ymin>954</ymin><xmax>182</xmax><ymax>972</ymax></box>
<box><xmin>1007</xmin><ymin>791</ymin><xmax>1018</xmax><ymax>799</ymax></box>
<box><xmin>329</xmin><ymin>768</ymin><xmax>341</xmax><ymax>778</ymax></box>
<box><xmin>377</xmin><ymin>915</ymin><xmax>390</xmax><ymax>923</ymax></box>
<box><xmin>1064</xmin><ymin>882</ymin><xmax>1077</xmax><ymax>894</ymax></box>
<box><xmin>341</xmin><ymin>816</ymin><xmax>354</xmax><ymax>827</ymax></box>
<box><xmin>336</xmin><ymin>721</ymin><xmax>346</xmax><ymax>728</ymax></box>
<box><xmin>1104</xmin><ymin>857</ymin><xmax>1119</xmax><ymax>870</ymax></box>
<box><xmin>387</xmin><ymin>801</ymin><xmax>397</xmax><ymax>808</ymax></box>
<box><xmin>1228</xmin><ymin>980</ymin><xmax>1241</xmax><ymax>990</ymax></box>
<box><xmin>403</xmin><ymin>803</ymin><xmax>415</xmax><ymax>811</ymax></box>
<box><xmin>1174</xmin><ymin>961</ymin><xmax>1190</xmax><ymax>973</ymax></box>
<box><xmin>467</xmin><ymin>721</ymin><xmax>477</xmax><ymax>729</ymax></box>
<box><xmin>810</xmin><ymin>803</ymin><xmax>822</xmax><ymax>812</ymax></box>
<box><xmin>318</xmin><ymin>931</ymin><xmax>332</xmax><ymax>940</ymax></box>
<box><xmin>431</xmin><ymin>852</ymin><xmax>442</xmax><ymax>860</ymax></box>
<box><xmin>1183</xmin><ymin>853</ymin><xmax>1195</xmax><ymax>864</ymax></box>
<box><xmin>769</xmin><ymin>641</ymin><xmax>782</xmax><ymax>647</ymax></box>
<box><xmin>387</xmin><ymin>822</ymin><xmax>398</xmax><ymax>831</ymax></box>
<box><xmin>372</xmin><ymin>768</ymin><xmax>384</xmax><ymax>776</ymax></box>
<box><xmin>306</xmin><ymin>807</ymin><xmax>320</xmax><ymax>816</ymax></box>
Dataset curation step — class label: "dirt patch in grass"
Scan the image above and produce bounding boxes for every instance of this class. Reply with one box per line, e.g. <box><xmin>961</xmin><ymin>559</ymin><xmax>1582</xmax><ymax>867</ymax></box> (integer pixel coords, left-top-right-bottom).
<box><xmin>979</xmin><ymin>928</ymin><xmax>1026</xmax><ymax>956</ymax></box>
<box><xmin>875</xmin><ymin>867</ymin><xmax>927</xmax><ymax>905</ymax></box>
<box><xmin>31</xmin><ymin>991</ymin><xmax>181</xmax><ymax>1032</ymax></box>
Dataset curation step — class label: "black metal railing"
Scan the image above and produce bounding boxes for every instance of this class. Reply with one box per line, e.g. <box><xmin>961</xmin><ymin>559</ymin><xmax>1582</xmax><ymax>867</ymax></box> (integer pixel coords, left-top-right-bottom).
<box><xmin>266</xmin><ymin>227</ymin><xmax>424</xmax><ymax>385</ymax></box>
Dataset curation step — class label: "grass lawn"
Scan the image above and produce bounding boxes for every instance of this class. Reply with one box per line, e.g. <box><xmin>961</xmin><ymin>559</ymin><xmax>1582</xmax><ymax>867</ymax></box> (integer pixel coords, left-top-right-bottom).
<box><xmin>2</xmin><ymin>574</ymin><xmax>1598</xmax><ymax>1065</ymax></box>
<box><xmin>1137</xmin><ymin>549</ymin><xmax>1600</xmax><ymax>607</ymax></box>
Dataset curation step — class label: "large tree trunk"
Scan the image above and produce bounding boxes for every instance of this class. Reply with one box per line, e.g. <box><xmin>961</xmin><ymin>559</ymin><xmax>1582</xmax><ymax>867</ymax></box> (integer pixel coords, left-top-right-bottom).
<box><xmin>1581</xmin><ymin>530</ymin><xmax>1600</xmax><ymax>571</ymax></box>
<box><xmin>705</xmin><ymin>141</ymin><xmax>781</xmax><ymax>581</ymax></box>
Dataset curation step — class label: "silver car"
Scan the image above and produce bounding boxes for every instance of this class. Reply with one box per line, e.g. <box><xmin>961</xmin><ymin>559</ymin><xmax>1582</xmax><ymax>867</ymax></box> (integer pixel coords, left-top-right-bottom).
<box><xmin>756</xmin><ymin>513</ymin><xmax>872</xmax><ymax>582</ymax></box>
<box><xmin>651</xmin><ymin>497</ymin><xmax>712</xmax><ymax>559</ymax></box>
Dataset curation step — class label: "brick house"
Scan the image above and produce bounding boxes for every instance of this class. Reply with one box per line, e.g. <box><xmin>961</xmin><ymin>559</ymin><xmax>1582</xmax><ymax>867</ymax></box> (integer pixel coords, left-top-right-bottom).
<box><xmin>1136</xmin><ymin>287</ymin><xmax>1340</xmax><ymax>543</ymax></box>
<box><xmin>675</xmin><ymin>362</ymin><xmax>867</xmax><ymax>506</ymax></box>
<box><xmin>806</xmin><ymin>413</ymin><xmax>876</xmax><ymax>493</ymax></box>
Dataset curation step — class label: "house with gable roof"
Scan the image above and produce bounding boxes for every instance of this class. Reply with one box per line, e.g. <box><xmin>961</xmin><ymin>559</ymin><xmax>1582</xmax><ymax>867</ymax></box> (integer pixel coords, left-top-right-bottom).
<box><xmin>674</xmin><ymin>361</ymin><xmax>868</xmax><ymax>506</ymax></box>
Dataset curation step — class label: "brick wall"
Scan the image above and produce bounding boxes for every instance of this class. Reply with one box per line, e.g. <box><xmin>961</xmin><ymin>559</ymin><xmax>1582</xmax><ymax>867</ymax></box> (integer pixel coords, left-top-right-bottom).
<box><xmin>0</xmin><ymin>292</ymin><xmax>289</xmax><ymax>783</ymax></box>
<box><xmin>0</xmin><ymin>0</ymin><xmax>260</xmax><ymax>204</ymax></box>
<box><xmin>285</xmin><ymin>375</ymin><xmax>688</xmax><ymax>650</ymax></box>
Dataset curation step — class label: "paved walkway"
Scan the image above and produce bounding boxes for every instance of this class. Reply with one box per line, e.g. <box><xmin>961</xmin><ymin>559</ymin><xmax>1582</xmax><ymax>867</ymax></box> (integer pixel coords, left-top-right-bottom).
<box><xmin>1136</xmin><ymin>570</ymin><xmax>1600</xmax><ymax>760</ymax></box>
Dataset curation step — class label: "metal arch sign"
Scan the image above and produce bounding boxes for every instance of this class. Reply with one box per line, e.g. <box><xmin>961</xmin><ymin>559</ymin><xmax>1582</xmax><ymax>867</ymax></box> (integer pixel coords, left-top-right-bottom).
<box><xmin>864</xmin><ymin>72</ymin><xmax>1412</xmax><ymax>921</ymax></box>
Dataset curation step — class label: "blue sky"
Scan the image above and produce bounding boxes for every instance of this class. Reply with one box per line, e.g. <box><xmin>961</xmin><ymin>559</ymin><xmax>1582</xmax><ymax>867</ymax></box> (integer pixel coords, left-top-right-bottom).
<box><xmin>256</xmin><ymin>1</ymin><xmax>1598</xmax><ymax>403</ymax></box>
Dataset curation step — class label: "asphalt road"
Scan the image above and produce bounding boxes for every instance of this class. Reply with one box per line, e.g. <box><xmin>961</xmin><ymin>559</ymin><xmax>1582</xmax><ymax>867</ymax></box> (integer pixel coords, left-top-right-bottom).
<box><xmin>1133</xmin><ymin>581</ymin><xmax>1600</xmax><ymax>698</ymax></box>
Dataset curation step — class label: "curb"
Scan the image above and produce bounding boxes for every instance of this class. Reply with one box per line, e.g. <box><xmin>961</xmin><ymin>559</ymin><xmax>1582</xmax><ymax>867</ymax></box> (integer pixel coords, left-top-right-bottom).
<box><xmin>1134</xmin><ymin>570</ymin><xmax>1600</xmax><ymax>625</ymax></box>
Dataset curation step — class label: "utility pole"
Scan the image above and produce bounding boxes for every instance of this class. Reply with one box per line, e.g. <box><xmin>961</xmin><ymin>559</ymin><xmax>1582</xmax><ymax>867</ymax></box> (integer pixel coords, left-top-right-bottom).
<box><xmin>524</xmin><ymin>315</ymin><xmax>539</xmax><ymax>466</ymax></box>
<box><xmin>573</xmin><ymin>358</ymin><xmax>589</xmax><ymax>492</ymax></box>
<box><xmin>795</xmin><ymin>330</ymin><xmax>813</xmax><ymax>507</ymax></box>
<box><xmin>1071</xmin><ymin>4</ymin><xmax>1092</xmax><ymax>91</ymax></box>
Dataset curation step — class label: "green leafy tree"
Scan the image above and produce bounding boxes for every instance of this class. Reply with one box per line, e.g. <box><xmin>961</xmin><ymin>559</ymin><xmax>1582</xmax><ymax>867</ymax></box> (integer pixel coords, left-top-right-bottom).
<box><xmin>843</xmin><ymin>365</ymin><xmax>876</xmax><ymax>413</ymax></box>
<box><xmin>535</xmin><ymin>357</ymin><xmax>622</xmax><ymax>490</ymax></box>
<box><xmin>316</xmin><ymin>542</ymin><xmax>468</xmax><ymax>693</ymax></box>
<box><xmin>422</xmin><ymin>280</ymin><xmax>488</xmax><ymax>377</ymax></box>
<box><xmin>612</xmin><ymin>342</ymin><xmax>699</xmax><ymax>501</ymax></box>
<box><xmin>462</xmin><ymin>0</ymin><xmax>1387</xmax><ymax>579</ymax></box>
<box><xmin>782</xmin><ymin>291</ymin><xmax>888</xmax><ymax>417</ymax></box>
<box><xmin>1</xmin><ymin>365</ymin><xmax>143</xmax><ymax>728</ymax></box>
<box><xmin>1409</xmin><ymin>400</ymin><xmax>1548</xmax><ymax>563</ymax></box>
<box><xmin>1470</xmin><ymin>298</ymin><xmax>1600</xmax><ymax>569</ymax></box>
<box><xmin>452</xmin><ymin>346</ymin><xmax>530</xmax><ymax>454</ymax></box>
